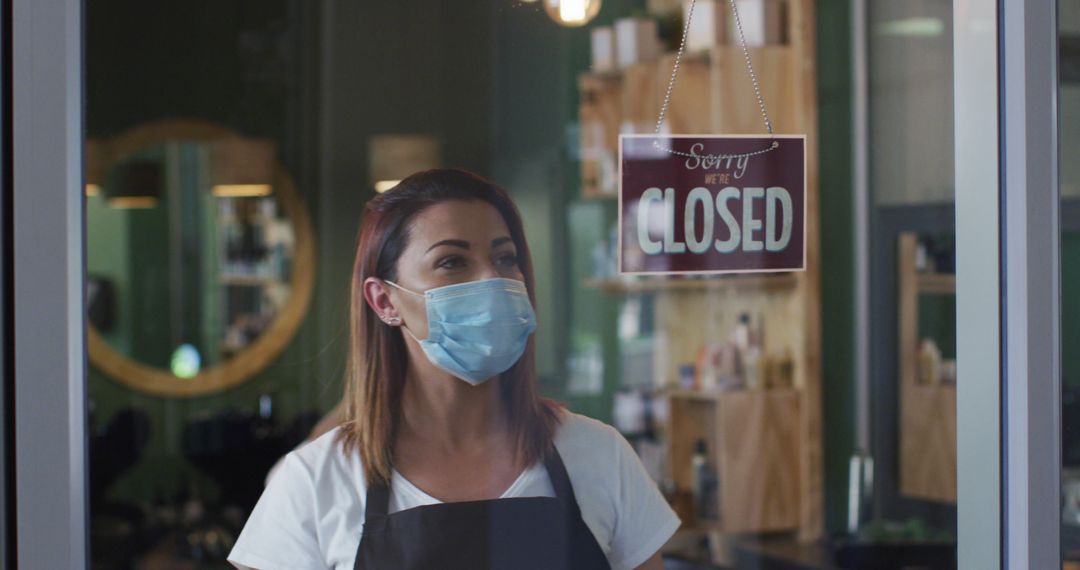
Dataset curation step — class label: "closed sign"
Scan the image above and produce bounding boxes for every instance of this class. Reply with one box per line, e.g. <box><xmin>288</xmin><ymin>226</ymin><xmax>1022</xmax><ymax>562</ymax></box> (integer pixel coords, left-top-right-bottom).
<box><xmin>618</xmin><ymin>134</ymin><xmax>806</xmax><ymax>275</ymax></box>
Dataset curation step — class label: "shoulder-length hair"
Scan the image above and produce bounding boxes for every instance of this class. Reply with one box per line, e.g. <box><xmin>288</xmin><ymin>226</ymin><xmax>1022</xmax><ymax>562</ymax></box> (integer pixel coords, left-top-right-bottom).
<box><xmin>338</xmin><ymin>168</ymin><xmax>563</xmax><ymax>485</ymax></box>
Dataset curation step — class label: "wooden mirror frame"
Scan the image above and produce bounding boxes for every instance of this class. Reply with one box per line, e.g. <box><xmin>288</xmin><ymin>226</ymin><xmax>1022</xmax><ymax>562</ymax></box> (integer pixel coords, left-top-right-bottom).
<box><xmin>87</xmin><ymin>119</ymin><xmax>316</xmax><ymax>397</ymax></box>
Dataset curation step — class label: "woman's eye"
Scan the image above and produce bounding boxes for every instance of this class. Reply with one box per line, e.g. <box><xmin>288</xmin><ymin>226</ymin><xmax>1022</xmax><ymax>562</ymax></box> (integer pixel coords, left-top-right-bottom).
<box><xmin>437</xmin><ymin>255</ymin><xmax>466</xmax><ymax>269</ymax></box>
<box><xmin>496</xmin><ymin>253</ymin><xmax>519</xmax><ymax>267</ymax></box>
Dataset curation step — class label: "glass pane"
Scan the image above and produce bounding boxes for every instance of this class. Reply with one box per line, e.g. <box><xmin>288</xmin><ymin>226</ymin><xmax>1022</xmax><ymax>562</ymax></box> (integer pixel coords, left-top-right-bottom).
<box><xmin>1061</xmin><ymin>2</ymin><xmax>1080</xmax><ymax>567</ymax></box>
<box><xmin>80</xmin><ymin>1</ymin><xmax>951</xmax><ymax>569</ymax></box>
<box><xmin>862</xmin><ymin>0</ymin><xmax>958</xmax><ymax>563</ymax></box>
<box><xmin>85</xmin><ymin>5</ymin><xmax>326</xmax><ymax>567</ymax></box>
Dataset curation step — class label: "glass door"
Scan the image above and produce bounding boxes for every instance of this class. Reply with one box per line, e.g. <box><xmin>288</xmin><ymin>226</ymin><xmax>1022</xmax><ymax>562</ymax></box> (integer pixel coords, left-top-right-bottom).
<box><xmin>5</xmin><ymin>0</ymin><xmax>1030</xmax><ymax>567</ymax></box>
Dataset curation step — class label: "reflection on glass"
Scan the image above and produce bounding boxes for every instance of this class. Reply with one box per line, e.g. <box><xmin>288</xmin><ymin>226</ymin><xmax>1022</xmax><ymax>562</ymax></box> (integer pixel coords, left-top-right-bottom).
<box><xmin>896</xmin><ymin>232</ymin><xmax>956</xmax><ymax>504</ymax></box>
<box><xmin>84</xmin><ymin>124</ymin><xmax>317</xmax><ymax>569</ymax></box>
<box><xmin>864</xmin><ymin>0</ymin><xmax>957</xmax><ymax>563</ymax></box>
<box><xmin>543</xmin><ymin>0</ymin><xmax>602</xmax><ymax>27</ymax></box>
<box><xmin>87</xmin><ymin>140</ymin><xmax>294</xmax><ymax>371</ymax></box>
<box><xmin>1062</xmin><ymin>3</ymin><xmax>1080</xmax><ymax>566</ymax></box>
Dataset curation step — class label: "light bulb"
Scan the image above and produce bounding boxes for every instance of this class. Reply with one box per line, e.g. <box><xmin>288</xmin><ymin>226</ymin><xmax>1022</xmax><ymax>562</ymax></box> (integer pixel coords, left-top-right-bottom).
<box><xmin>544</xmin><ymin>0</ymin><xmax>600</xmax><ymax>27</ymax></box>
<box><xmin>171</xmin><ymin>343</ymin><xmax>201</xmax><ymax>379</ymax></box>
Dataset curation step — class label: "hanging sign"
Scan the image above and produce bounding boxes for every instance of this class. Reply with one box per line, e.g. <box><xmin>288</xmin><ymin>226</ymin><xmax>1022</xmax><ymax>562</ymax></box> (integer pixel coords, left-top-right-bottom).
<box><xmin>618</xmin><ymin>134</ymin><xmax>806</xmax><ymax>275</ymax></box>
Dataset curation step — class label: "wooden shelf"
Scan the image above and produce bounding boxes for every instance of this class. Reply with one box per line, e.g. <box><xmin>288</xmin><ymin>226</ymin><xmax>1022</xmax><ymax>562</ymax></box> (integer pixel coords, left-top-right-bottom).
<box><xmin>664</xmin><ymin>386</ymin><xmax>795</xmax><ymax>402</ymax></box>
<box><xmin>898</xmin><ymin>233</ymin><xmax>957</xmax><ymax>503</ymax></box>
<box><xmin>580</xmin><ymin>190</ymin><xmax>618</xmax><ymax>201</ymax></box>
<box><xmin>917</xmin><ymin>272</ymin><xmax>956</xmax><ymax>295</ymax></box>
<box><xmin>899</xmin><ymin>383</ymin><xmax>957</xmax><ymax>503</ymax></box>
<box><xmin>664</xmin><ymin>388</ymin><xmax>726</xmax><ymax>402</ymax></box>
<box><xmin>582</xmin><ymin>273</ymin><xmax>798</xmax><ymax>294</ymax></box>
<box><xmin>667</xmin><ymin>388</ymin><xmax>802</xmax><ymax>533</ymax></box>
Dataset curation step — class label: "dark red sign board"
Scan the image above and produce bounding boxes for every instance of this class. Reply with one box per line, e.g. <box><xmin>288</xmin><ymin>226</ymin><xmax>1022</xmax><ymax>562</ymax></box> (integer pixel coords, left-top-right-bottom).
<box><xmin>618</xmin><ymin>134</ymin><xmax>806</xmax><ymax>275</ymax></box>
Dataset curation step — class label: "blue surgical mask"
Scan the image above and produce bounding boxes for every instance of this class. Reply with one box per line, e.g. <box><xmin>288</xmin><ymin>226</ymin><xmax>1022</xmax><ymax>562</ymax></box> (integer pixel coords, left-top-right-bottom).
<box><xmin>384</xmin><ymin>277</ymin><xmax>537</xmax><ymax>385</ymax></box>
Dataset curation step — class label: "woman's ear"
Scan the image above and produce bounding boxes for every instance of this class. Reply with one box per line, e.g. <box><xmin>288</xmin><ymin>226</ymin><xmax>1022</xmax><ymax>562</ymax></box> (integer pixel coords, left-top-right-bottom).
<box><xmin>362</xmin><ymin>277</ymin><xmax>400</xmax><ymax>324</ymax></box>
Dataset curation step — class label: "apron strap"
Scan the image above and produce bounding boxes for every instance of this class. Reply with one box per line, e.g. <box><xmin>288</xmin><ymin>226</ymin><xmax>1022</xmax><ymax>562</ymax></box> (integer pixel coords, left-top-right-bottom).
<box><xmin>365</xmin><ymin>476</ymin><xmax>391</xmax><ymax>521</ymax></box>
<box><xmin>543</xmin><ymin>448</ymin><xmax>582</xmax><ymax>518</ymax></box>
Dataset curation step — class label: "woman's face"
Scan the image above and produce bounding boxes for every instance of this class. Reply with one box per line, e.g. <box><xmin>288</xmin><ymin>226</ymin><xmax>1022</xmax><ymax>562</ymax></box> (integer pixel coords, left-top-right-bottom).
<box><xmin>375</xmin><ymin>199</ymin><xmax>525</xmax><ymax>340</ymax></box>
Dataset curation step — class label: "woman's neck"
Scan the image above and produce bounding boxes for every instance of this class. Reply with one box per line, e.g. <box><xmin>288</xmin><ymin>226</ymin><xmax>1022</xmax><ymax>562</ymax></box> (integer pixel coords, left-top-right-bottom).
<box><xmin>398</xmin><ymin>362</ymin><xmax>509</xmax><ymax>453</ymax></box>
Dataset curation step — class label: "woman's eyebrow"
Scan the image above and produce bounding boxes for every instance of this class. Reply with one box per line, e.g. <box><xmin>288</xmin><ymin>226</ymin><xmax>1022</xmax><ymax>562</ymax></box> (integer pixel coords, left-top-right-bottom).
<box><xmin>426</xmin><ymin>239</ymin><xmax>470</xmax><ymax>253</ymax></box>
<box><xmin>492</xmin><ymin>236</ymin><xmax>513</xmax><ymax>248</ymax></box>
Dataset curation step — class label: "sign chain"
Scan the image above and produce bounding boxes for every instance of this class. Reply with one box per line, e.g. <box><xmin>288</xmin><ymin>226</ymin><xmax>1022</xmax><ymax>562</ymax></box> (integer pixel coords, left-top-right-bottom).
<box><xmin>652</xmin><ymin>0</ymin><xmax>780</xmax><ymax>159</ymax></box>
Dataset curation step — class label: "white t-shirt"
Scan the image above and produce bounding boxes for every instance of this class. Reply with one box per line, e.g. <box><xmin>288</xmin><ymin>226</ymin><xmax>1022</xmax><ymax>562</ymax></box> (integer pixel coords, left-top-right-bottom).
<box><xmin>228</xmin><ymin>410</ymin><xmax>681</xmax><ymax>570</ymax></box>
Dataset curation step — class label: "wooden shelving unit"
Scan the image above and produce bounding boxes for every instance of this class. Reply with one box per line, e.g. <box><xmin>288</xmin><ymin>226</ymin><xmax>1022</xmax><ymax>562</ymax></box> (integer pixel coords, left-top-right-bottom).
<box><xmin>668</xmin><ymin>388</ymin><xmax>802</xmax><ymax>533</ymax></box>
<box><xmin>579</xmin><ymin>71</ymin><xmax>622</xmax><ymax>197</ymax></box>
<box><xmin>897</xmin><ymin>232</ymin><xmax>957</xmax><ymax>503</ymax></box>
<box><xmin>579</xmin><ymin>45</ymin><xmax>803</xmax><ymax>200</ymax></box>
<box><xmin>582</xmin><ymin>273</ymin><xmax>798</xmax><ymax>294</ymax></box>
<box><xmin>917</xmin><ymin>272</ymin><xmax>956</xmax><ymax>296</ymax></box>
<box><xmin>576</xmin><ymin>0</ymin><xmax>823</xmax><ymax>541</ymax></box>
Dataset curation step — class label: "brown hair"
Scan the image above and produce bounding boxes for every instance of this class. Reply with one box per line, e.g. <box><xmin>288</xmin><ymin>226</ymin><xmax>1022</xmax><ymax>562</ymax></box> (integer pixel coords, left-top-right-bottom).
<box><xmin>338</xmin><ymin>168</ymin><xmax>564</xmax><ymax>485</ymax></box>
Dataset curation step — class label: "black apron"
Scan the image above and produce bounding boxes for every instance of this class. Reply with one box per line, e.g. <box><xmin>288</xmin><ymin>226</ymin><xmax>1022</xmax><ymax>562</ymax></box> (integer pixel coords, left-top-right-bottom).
<box><xmin>354</xmin><ymin>449</ymin><xmax>612</xmax><ymax>569</ymax></box>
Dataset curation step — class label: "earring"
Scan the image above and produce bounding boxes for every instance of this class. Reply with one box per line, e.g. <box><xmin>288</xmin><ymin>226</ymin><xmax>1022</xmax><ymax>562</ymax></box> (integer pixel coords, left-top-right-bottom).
<box><xmin>383</xmin><ymin>315</ymin><xmax>401</xmax><ymax>325</ymax></box>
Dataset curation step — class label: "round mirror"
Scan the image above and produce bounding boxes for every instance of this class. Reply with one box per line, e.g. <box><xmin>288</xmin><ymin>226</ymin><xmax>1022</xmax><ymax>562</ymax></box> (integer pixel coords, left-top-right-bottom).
<box><xmin>86</xmin><ymin>119</ymin><xmax>316</xmax><ymax>397</ymax></box>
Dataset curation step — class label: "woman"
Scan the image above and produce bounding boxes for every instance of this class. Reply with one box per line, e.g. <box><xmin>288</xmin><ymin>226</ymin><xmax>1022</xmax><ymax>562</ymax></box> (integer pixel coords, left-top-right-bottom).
<box><xmin>228</xmin><ymin>169</ymin><xmax>680</xmax><ymax>570</ymax></box>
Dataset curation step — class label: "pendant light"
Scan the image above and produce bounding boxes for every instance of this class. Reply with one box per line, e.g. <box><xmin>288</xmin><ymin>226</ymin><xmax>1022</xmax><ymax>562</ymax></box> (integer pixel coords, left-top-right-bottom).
<box><xmin>85</xmin><ymin>139</ymin><xmax>106</xmax><ymax>196</ymax></box>
<box><xmin>208</xmin><ymin>136</ymin><xmax>276</xmax><ymax>197</ymax></box>
<box><xmin>105</xmin><ymin>160</ymin><xmax>162</xmax><ymax>209</ymax></box>
<box><xmin>544</xmin><ymin>0</ymin><xmax>601</xmax><ymax>27</ymax></box>
<box><xmin>368</xmin><ymin>135</ymin><xmax>442</xmax><ymax>193</ymax></box>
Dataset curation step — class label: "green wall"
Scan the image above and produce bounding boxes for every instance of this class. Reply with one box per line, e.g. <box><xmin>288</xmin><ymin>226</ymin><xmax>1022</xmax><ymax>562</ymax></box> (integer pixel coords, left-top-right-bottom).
<box><xmin>817</xmin><ymin>0</ymin><xmax>856</xmax><ymax>536</ymax></box>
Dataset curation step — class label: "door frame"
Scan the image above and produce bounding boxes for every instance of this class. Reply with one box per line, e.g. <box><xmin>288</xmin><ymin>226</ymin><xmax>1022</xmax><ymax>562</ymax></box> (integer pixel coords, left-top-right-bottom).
<box><xmin>999</xmin><ymin>0</ymin><xmax>1062</xmax><ymax>567</ymax></box>
<box><xmin>955</xmin><ymin>0</ymin><xmax>1064</xmax><ymax>567</ymax></box>
<box><xmin>12</xmin><ymin>0</ymin><xmax>87</xmax><ymax>567</ymax></box>
<box><xmin>953</xmin><ymin>0</ymin><xmax>1003</xmax><ymax>566</ymax></box>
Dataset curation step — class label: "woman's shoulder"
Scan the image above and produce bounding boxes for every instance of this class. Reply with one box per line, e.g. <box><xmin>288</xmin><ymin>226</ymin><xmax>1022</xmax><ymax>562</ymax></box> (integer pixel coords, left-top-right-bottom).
<box><xmin>230</xmin><ymin>427</ymin><xmax>363</xmax><ymax>569</ymax></box>
<box><xmin>293</xmin><ymin>425</ymin><xmax>347</xmax><ymax>460</ymax></box>
<box><xmin>552</xmin><ymin>409</ymin><xmax>630</xmax><ymax>471</ymax></box>
<box><xmin>281</xmin><ymin>426</ymin><xmax>366</xmax><ymax>490</ymax></box>
<box><xmin>550</xmin><ymin>408</ymin><xmax>682</xmax><ymax>570</ymax></box>
<box><xmin>554</xmin><ymin>409</ymin><xmax>622</xmax><ymax>445</ymax></box>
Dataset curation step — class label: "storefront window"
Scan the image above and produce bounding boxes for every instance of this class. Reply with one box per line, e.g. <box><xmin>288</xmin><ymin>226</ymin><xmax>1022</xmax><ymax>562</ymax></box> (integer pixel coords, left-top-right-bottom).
<box><xmin>82</xmin><ymin>1</ymin><xmax>960</xmax><ymax>568</ymax></box>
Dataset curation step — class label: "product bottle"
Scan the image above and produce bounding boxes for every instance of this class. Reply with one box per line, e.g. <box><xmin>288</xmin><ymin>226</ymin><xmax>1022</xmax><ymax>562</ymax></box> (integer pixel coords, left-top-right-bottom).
<box><xmin>695</xmin><ymin>344</ymin><xmax>716</xmax><ymax>390</ymax></box>
<box><xmin>691</xmin><ymin>439</ymin><xmax>719</xmax><ymax>521</ymax></box>
<box><xmin>591</xmin><ymin>239</ymin><xmax>608</xmax><ymax>279</ymax></box>
<box><xmin>918</xmin><ymin>338</ymin><xmax>942</xmax><ymax>385</ymax></box>
<box><xmin>734</xmin><ymin>313</ymin><xmax>763</xmax><ymax>389</ymax></box>
<box><xmin>749</xmin><ymin>313</ymin><xmax>764</xmax><ymax>387</ymax></box>
<box><xmin>733</xmin><ymin>313</ymin><xmax>751</xmax><ymax>352</ymax></box>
